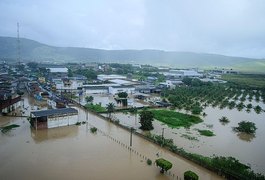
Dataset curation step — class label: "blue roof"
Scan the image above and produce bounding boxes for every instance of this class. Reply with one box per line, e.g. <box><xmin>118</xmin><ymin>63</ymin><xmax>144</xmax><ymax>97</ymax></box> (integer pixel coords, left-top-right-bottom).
<box><xmin>31</xmin><ymin>108</ymin><xmax>78</xmax><ymax>117</ymax></box>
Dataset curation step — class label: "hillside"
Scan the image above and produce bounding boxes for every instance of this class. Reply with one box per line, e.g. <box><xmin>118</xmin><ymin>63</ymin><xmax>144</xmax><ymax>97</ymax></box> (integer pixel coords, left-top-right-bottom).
<box><xmin>0</xmin><ymin>36</ymin><xmax>264</xmax><ymax>72</ymax></box>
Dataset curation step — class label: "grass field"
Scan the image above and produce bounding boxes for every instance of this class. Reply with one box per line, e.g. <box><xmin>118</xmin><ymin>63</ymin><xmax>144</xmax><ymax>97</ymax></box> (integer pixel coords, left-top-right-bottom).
<box><xmin>150</xmin><ymin>109</ymin><xmax>203</xmax><ymax>128</ymax></box>
<box><xmin>84</xmin><ymin>103</ymin><xmax>106</xmax><ymax>112</ymax></box>
<box><xmin>221</xmin><ymin>74</ymin><xmax>265</xmax><ymax>89</ymax></box>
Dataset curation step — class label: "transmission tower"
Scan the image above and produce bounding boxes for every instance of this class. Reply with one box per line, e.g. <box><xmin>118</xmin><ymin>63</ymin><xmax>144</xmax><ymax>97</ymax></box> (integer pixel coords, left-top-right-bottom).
<box><xmin>17</xmin><ymin>22</ymin><xmax>21</xmax><ymax>65</ymax></box>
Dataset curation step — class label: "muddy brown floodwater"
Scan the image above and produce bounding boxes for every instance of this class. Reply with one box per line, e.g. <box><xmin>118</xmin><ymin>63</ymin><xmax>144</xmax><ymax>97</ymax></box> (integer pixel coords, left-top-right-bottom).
<box><xmin>111</xmin><ymin>105</ymin><xmax>265</xmax><ymax>174</ymax></box>
<box><xmin>0</xmin><ymin>95</ymin><xmax>223</xmax><ymax>180</ymax></box>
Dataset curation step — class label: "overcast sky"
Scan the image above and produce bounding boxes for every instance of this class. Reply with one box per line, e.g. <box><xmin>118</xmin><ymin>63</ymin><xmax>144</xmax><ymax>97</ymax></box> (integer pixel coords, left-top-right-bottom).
<box><xmin>0</xmin><ymin>0</ymin><xmax>265</xmax><ymax>58</ymax></box>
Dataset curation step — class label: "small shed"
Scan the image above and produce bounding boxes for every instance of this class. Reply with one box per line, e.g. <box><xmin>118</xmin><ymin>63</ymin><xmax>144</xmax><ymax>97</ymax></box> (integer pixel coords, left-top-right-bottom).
<box><xmin>31</xmin><ymin>108</ymin><xmax>78</xmax><ymax>129</ymax></box>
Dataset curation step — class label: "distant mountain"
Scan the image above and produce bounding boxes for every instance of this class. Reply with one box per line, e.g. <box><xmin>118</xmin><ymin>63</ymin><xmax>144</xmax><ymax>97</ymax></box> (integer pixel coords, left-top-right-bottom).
<box><xmin>1</xmin><ymin>36</ymin><xmax>265</xmax><ymax>72</ymax></box>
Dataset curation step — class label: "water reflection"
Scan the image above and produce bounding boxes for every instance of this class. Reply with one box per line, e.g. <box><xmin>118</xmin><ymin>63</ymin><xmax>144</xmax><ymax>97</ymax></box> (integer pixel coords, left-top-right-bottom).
<box><xmin>30</xmin><ymin>125</ymin><xmax>79</xmax><ymax>143</ymax></box>
<box><xmin>237</xmin><ymin>132</ymin><xmax>256</xmax><ymax>142</ymax></box>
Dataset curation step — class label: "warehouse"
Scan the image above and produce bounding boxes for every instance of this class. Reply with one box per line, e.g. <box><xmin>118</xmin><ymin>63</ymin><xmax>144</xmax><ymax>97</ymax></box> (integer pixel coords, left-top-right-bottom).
<box><xmin>30</xmin><ymin>108</ymin><xmax>78</xmax><ymax>129</ymax></box>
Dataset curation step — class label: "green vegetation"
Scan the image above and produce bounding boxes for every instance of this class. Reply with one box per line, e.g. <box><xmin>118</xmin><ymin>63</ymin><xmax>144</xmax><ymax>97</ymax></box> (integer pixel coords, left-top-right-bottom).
<box><xmin>155</xmin><ymin>158</ymin><xmax>173</xmax><ymax>173</ymax></box>
<box><xmin>146</xmin><ymin>159</ymin><xmax>152</xmax><ymax>166</ymax></box>
<box><xmin>73</xmin><ymin>69</ymin><xmax>97</xmax><ymax>81</ymax></box>
<box><xmin>0</xmin><ymin>124</ymin><xmax>20</xmax><ymax>133</ymax></box>
<box><xmin>164</xmin><ymin>77</ymin><xmax>265</xmax><ymax>114</ymax></box>
<box><xmin>150</xmin><ymin>109</ymin><xmax>203</xmax><ymax>128</ymax></box>
<box><xmin>146</xmin><ymin>133</ymin><xmax>265</xmax><ymax>180</ymax></box>
<box><xmin>146</xmin><ymin>134</ymin><xmax>174</xmax><ymax>147</ymax></box>
<box><xmin>90</xmin><ymin>127</ymin><xmax>97</xmax><ymax>133</ymax></box>
<box><xmin>184</xmin><ymin>170</ymin><xmax>199</xmax><ymax>180</ymax></box>
<box><xmin>222</xmin><ymin>74</ymin><xmax>265</xmax><ymax>89</ymax></box>
<box><xmin>234</xmin><ymin>121</ymin><xmax>257</xmax><ymax>134</ymax></box>
<box><xmin>219</xmin><ymin>116</ymin><xmax>230</xmax><ymax>124</ymax></box>
<box><xmin>181</xmin><ymin>134</ymin><xmax>199</xmax><ymax>141</ymax></box>
<box><xmin>117</xmin><ymin>92</ymin><xmax>128</xmax><ymax>98</ymax></box>
<box><xmin>75</xmin><ymin>122</ymin><xmax>81</xmax><ymax>126</ymax></box>
<box><xmin>198</xmin><ymin>129</ymin><xmax>215</xmax><ymax>137</ymax></box>
<box><xmin>85</xmin><ymin>96</ymin><xmax>94</xmax><ymax>104</ymax></box>
<box><xmin>85</xmin><ymin>103</ymin><xmax>106</xmax><ymax>112</ymax></box>
<box><xmin>106</xmin><ymin>103</ymin><xmax>115</xmax><ymax>119</ymax></box>
<box><xmin>139</xmin><ymin>110</ymin><xmax>154</xmax><ymax>130</ymax></box>
<box><xmin>254</xmin><ymin>105</ymin><xmax>262</xmax><ymax>114</ymax></box>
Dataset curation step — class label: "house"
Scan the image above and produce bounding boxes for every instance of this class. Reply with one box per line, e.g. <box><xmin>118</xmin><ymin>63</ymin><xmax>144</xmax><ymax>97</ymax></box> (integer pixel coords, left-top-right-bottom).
<box><xmin>83</xmin><ymin>85</ymin><xmax>109</xmax><ymax>94</ymax></box>
<box><xmin>0</xmin><ymin>91</ymin><xmax>21</xmax><ymax>114</ymax></box>
<box><xmin>30</xmin><ymin>108</ymin><xmax>78</xmax><ymax>129</ymax></box>
<box><xmin>97</xmin><ymin>74</ymin><xmax>126</xmax><ymax>81</ymax></box>
<box><xmin>109</xmin><ymin>85</ymin><xmax>135</xmax><ymax>95</ymax></box>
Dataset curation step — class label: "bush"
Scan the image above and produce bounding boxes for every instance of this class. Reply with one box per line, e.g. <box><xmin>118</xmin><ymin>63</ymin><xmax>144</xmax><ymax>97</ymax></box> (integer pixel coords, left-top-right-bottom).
<box><xmin>234</xmin><ymin>121</ymin><xmax>257</xmax><ymax>134</ymax></box>
<box><xmin>184</xmin><ymin>170</ymin><xmax>199</xmax><ymax>180</ymax></box>
<box><xmin>90</xmin><ymin>127</ymin><xmax>97</xmax><ymax>133</ymax></box>
<box><xmin>198</xmin><ymin>129</ymin><xmax>215</xmax><ymax>137</ymax></box>
<box><xmin>155</xmin><ymin>158</ymin><xmax>173</xmax><ymax>173</ymax></box>
<box><xmin>75</xmin><ymin>122</ymin><xmax>81</xmax><ymax>126</ymax></box>
<box><xmin>147</xmin><ymin>159</ymin><xmax>152</xmax><ymax>165</ymax></box>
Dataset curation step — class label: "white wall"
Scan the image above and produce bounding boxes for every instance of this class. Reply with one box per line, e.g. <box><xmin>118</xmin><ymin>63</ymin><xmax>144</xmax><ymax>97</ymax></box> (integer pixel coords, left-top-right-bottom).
<box><xmin>47</xmin><ymin>115</ymin><xmax>78</xmax><ymax>128</ymax></box>
<box><xmin>109</xmin><ymin>87</ymin><xmax>135</xmax><ymax>95</ymax></box>
<box><xmin>85</xmin><ymin>89</ymin><xmax>108</xmax><ymax>94</ymax></box>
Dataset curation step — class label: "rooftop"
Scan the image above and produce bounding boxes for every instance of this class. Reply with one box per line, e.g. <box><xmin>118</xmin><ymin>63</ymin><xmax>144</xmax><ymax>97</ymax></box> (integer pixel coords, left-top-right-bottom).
<box><xmin>31</xmin><ymin>108</ymin><xmax>78</xmax><ymax>117</ymax></box>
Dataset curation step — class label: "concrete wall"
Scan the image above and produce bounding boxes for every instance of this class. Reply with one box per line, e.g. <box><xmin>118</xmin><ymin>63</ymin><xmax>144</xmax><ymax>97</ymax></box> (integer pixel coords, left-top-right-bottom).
<box><xmin>85</xmin><ymin>89</ymin><xmax>108</xmax><ymax>94</ymax></box>
<box><xmin>109</xmin><ymin>87</ymin><xmax>135</xmax><ymax>95</ymax></box>
<box><xmin>47</xmin><ymin>115</ymin><xmax>78</xmax><ymax>128</ymax></box>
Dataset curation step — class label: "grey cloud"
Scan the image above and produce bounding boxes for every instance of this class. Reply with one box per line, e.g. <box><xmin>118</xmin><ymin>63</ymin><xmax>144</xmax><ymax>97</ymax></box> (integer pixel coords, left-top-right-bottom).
<box><xmin>0</xmin><ymin>0</ymin><xmax>264</xmax><ymax>58</ymax></box>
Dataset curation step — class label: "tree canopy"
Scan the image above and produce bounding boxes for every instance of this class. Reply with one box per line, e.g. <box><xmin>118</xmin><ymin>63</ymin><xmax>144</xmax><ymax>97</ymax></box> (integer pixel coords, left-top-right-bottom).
<box><xmin>155</xmin><ymin>158</ymin><xmax>173</xmax><ymax>173</ymax></box>
<box><xmin>139</xmin><ymin>110</ymin><xmax>154</xmax><ymax>130</ymax></box>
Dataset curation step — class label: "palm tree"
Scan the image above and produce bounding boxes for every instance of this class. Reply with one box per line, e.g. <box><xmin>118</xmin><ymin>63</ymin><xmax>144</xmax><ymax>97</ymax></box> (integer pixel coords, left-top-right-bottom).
<box><xmin>106</xmin><ymin>103</ymin><xmax>115</xmax><ymax>120</ymax></box>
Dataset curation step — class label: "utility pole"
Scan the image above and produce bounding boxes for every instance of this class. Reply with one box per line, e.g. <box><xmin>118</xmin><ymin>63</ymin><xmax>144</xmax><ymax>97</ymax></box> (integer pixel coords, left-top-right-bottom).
<box><xmin>130</xmin><ymin>127</ymin><xmax>134</xmax><ymax>147</ymax></box>
<box><xmin>161</xmin><ymin>128</ymin><xmax>165</xmax><ymax>146</ymax></box>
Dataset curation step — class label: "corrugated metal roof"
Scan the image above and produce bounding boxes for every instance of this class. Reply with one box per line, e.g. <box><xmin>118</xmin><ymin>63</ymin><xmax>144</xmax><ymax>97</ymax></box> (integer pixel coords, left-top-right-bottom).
<box><xmin>31</xmin><ymin>108</ymin><xmax>78</xmax><ymax>117</ymax></box>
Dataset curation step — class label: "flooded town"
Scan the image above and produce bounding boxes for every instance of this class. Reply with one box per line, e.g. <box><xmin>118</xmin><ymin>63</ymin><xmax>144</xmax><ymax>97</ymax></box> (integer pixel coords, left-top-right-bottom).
<box><xmin>1</xmin><ymin>1</ymin><xmax>265</xmax><ymax>180</ymax></box>
<box><xmin>1</xmin><ymin>61</ymin><xmax>265</xmax><ymax>180</ymax></box>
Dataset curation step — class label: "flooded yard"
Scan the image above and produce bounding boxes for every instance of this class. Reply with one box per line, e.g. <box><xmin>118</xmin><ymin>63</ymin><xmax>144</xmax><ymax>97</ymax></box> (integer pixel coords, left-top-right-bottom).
<box><xmin>0</xmin><ymin>95</ymin><xmax>223</xmax><ymax>180</ymax></box>
<box><xmin>110</xmin><ymin>106</ymin><xmax>265</xmax><ymax>174</ymax></box>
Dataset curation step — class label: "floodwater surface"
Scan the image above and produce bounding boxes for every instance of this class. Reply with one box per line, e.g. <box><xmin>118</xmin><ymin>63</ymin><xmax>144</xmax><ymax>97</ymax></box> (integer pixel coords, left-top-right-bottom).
<box><xmin>111</xmin><ymin>105</ymin><xmax>265</xmax><ymax>174</ymax></box>
<box><xmin>0</xmin><ymin>95</ymin><xmax>223</xmax><ymax>180</ymax></box>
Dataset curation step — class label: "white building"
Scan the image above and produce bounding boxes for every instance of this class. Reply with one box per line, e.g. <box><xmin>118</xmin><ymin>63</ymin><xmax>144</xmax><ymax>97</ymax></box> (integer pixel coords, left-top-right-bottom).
<box><xmin>97</xmin><ymin>74</ymin><xmax>126</xmax><ymax>81</ymax></box>
<box><xmin>53</xmin><ymin>78</ymin><xmax>83</xmax><ymax>92</ymax></box>
<box><xmin>109</xmin><ymin>85</ymin><xmax>135</xmax><ymax>95</ymax></box>
<box><xmin>48</xmin><ymin>67</ymin><xmax>68</xmax><ymax>73</ymax></box>
<box><xmin>31</xmin><ymin>108</ymin><xmax>78</xmax><ymax>129</ymax></box>
<box><xmin>165</xmin><ymin>70</ymin><xmax>203</xmax><ymax>78</ymax></box>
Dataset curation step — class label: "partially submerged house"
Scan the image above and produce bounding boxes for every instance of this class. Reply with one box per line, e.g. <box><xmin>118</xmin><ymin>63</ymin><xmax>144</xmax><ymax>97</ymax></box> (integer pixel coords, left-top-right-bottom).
<box><xmin>30</xmin><ymin>108</ymin><xmax>78</xmax><ymax>129</ymax></box>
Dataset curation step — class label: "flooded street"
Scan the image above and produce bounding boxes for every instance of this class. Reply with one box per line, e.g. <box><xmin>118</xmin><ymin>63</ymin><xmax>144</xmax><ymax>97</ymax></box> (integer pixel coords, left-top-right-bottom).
<box><xmin>0</xmin><ymin>95</ymin><xmax>223</xmax><ymax>180</ymax></box>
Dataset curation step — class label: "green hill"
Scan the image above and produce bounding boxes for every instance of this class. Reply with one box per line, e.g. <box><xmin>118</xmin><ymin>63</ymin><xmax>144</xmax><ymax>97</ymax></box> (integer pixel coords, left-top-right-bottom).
<box><xmin>0</xmin><ymin>36</ymin><xmax>264</xmax><ymax>72</ymax></box>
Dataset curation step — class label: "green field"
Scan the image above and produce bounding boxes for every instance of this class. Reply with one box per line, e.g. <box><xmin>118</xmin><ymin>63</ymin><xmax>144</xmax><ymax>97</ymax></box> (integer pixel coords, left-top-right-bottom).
<box><xmin>150</xmin><ymin>109</ymin><xmax>203</xmax><ymax>128</ymax></box>
<box><xmin>84</xmin><ymin>103</ymin><xmax>106</xmax><ymax>112</ymax></box>
<box><xmin>221</xmin><ymin>74</ymin><xmax>265</xmax><ymax>89</ymax></box>
<box><xmin>198</xmin><ymin>129</ymin><xmax>215</xmax><ymax>137</ymax></box>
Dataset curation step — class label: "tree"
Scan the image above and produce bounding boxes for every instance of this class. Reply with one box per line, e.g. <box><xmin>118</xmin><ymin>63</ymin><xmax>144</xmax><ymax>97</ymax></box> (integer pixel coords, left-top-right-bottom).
<box><xmin>117</xmin><ymin>92</ymin><xmax>128</xmax><ymax>98</ymax></box>
<box><xmin>139</xmin><ymin>110</ymin><xmax>154</xmax><ymax>130</ymax></box>
<box><xmin>155</xmin><ymin>158</ymin><xmax>172</xmax><ymax>173</ymax></box>
<box><xmin>219</xmin><ymin>116</ymin><xmax>230</xmax><ymax>124</ymax></box>
<box><xmin>184</xmin><ymin>171</ymin><xmax>199</xmax><ymax>180</ymax></box>
<box><xmin>191</xmin><ymin>105</ymin><xmax>202</xmax><ymax>115</ymax></box>
<box><xmin>68</xmin><ymin>68</ymin><xmax>73</xmax><ymax>77</ymax></box>
<box><xmin>234</xmin><ymin>121</ymin><xmax>257</xmax><ymax>134</ymax></box>
<box><xmin>85</xmin><ymin>96</ymin><xmax>94</xmax><ymax>104</ymax></box>
<box><xmin>106</xmin><ymin>103</ymin><xmax>115</xmax><ymax>119</ymax></box>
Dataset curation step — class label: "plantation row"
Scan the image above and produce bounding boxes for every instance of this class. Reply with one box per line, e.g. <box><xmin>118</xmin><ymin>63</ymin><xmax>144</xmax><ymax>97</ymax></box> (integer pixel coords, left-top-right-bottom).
<box><xmin>163</xmin><ymin>82</ymin><xmax>265</xmax><ymax>114</ymax></box>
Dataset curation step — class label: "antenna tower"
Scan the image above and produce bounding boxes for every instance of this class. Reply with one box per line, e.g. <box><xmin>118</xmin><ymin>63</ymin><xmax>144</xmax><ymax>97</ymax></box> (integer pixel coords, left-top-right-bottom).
<box><xmin>17</xmin><ymin>22</ymin><xmax>21</xmax><ymax>65</ymax></box>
